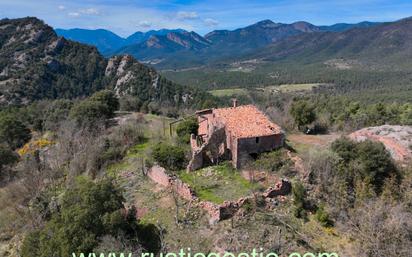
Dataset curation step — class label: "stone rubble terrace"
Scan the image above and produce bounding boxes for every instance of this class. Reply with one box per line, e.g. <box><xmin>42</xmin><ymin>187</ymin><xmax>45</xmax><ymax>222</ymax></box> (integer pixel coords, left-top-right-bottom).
<box><xmin>213</xmin><ymin>105</ymin><xmax>282</xmax><ymax>138</ymax></box>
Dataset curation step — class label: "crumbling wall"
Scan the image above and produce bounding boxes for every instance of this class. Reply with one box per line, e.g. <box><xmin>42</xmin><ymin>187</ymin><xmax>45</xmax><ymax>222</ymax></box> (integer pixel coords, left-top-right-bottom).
<box><xmin>148</xmin><ymin>166</ymin><xmax>292</xmax><ymax>223</ymax></box>
<box><xmin>263</xmin><ymin>179</ymin><xmax>292</xmax><ymax>198</ymax></box>
<box><xmin>173</xmin><ymin>179</ymin><xmax>196</xmax><ymax>201</ymax></box>
<box><xmin>147</xmin><ymin>165</ymin><xmax>171</xmax><ymax>187</ymax></box>
<box><xmin>187</xmin><ymin>125</ymin><xmax>229</xmax><ymax>171</ymax></box>
<box><xmin>147</xmin><ymin>165</ymin><xmax>197</xmax><ymax>200</ymax></box>
<box><xmin>199</xmin><ymin>198</ymin><xmax>252</xmax><ymax>224</ymax></box>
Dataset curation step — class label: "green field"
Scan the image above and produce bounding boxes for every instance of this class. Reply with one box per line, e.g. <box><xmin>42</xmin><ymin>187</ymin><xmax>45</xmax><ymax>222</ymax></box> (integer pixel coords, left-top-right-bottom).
<box><xmin>208</xmin><ymin>88</ymin><xmax>249</xmax><ymax>97</ymax></box>
<box><xmin>264</xmin><ymin>83</ymin><xmax>325</xmax><ymax>93</ymax></box>
<box><xmin>208</xmin><ymin>83</ymin><xmax>326</xmax><ymax>98</ymax></box>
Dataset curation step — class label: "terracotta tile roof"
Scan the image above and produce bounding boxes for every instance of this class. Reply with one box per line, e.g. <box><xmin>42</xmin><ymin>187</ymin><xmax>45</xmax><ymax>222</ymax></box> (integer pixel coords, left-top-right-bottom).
<box><xmin>213</xmin><ymin>105</ymin><xmax>282</xmax><ymax>138</ymax></box>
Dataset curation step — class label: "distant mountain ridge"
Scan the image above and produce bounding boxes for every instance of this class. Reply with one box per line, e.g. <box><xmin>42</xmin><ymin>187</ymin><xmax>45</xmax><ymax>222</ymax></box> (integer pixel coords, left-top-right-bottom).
<box><xmin>115</xmin><ymin>30</ymin><xmax>211</xmax><ymax>62</ymax></box>
<box><xmin>55</xmin><ymin>28</ymin><xmax>125</xmax><ymax>55</ymax></box>
<box><xmin>55</xmin><ymin>20</ymin><xmax>381</xmax><ymax>63</ymax></box>
<box><xmin>250</xmin><ymin>18</ymin><xmax>412</xmax><ymax>69</ymax></box>
<box><xmin>55</xmin><ymin>28</ymin><xmax>187</xmax><ymax>55</ymax></box>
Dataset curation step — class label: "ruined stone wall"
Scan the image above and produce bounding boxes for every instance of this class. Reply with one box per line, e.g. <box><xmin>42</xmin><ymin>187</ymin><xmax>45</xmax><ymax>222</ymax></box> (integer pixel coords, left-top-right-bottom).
<box><xmin>147</xmin><ymin>165</ymin><xmax>171</xmax><ymax>187</ymax></box>
<box><xmin>187</xmin><ymin>124</ymin><xmax>229</xmax><ymax>171</ymax></box>
<box><xmin>148</xmin><ymin>165</ymin><xmax>197</xmax><ymax>200</ymax></box>
<box><xmin>147</xmin><ymin>165</ymin><xmax>292</xmax><ymax>224</ymax></box>
<box><xmin>173</xmin><ymin>179</ymin><xmax>197</xmax><ymax>201</ymax></box>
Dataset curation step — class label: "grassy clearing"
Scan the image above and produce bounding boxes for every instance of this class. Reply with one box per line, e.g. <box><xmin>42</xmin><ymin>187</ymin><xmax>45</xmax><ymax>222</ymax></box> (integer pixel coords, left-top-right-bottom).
<box><xmin>208</xmin><ymin>88</ymin><xmax>249</xmax><ymax>97</ymax></box>
<box><xmin>277</xmin><ymin>83</ymin><xmax>321</xmax><ymax>92</ymax></box>
<box><xmin>179</xmin><ymin>162</ymin><xmax>263</xmax><ymax>204</ymax></box>
<box><xmin>209</xmin><ymin>83</ymin><xmax>328</xmax><ymax>98</ymax></box>
<box><xmin>262</xmin><ymin>83</ymin><xmax>322</xmax><ymax>93</ymax></box>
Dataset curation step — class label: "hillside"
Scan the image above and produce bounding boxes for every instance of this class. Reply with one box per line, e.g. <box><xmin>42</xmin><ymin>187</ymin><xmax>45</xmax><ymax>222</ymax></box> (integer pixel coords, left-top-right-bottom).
<box><xmin>0</xmin><ymin>17</ymin><xmax>213</xmax><ymax>108</ymax></box>
<box><xmin>0</xmin><ymin>17</ymin><xmax>107</xmax><ymax>105</ymax></box>
<box><xmin>204</xmin><ymin>20</ymin><xmax>320</xmax><ymax>52</ymax></box>
<box><xmin>162</xmin><ymin>17</ymin><xmax>412</xmax><ymax>101</ymax></box>
<box><xmin>252</xmin><ymin>18</ymin><xmax>412</xmax><ymax>69</ymax></box>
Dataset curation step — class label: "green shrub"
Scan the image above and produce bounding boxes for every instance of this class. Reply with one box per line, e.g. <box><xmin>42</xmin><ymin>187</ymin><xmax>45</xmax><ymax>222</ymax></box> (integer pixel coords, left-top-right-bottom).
<box><xmin>43</xmin><ymin>99</ymin><xmax>73</xmax><ymax>131</ymax></box>
<box><xmin>0</xmin><ymin>144</ymin><xmax>19</xmax><ymax>168</ymax></box>
<box><xmin>292</xmin><ymin>182</ymin><xmax>307</xmax><ymax>219</ymax></box>
<box><xmin>69</xmin><ymin>99</ymin><xmax>109</xmax><ymax>127</ymax></box>
<box><xmin>119</xmin><ymin>95</ymin><xmax>142</xmax><ymax>112</ymax></box>
<box><xmin>176</xmin><ymin>118</ymin><xmax>199</xmax><ymax>143</ymax></box>
<box><xmin>21</xmin><ymin>177</ymin><xmax>159</xmax><ymax>257</ymax></box>
<box><xmin>151</xmin><ymin>142</ymin><xmax>186</xmax><ymax>171</ymax></box>
<box><xmin>69</xmin><ymin>90</ymin><xmax>119</xmax><ymax>127</ymax></box>
<box><xmin>315</xmin><ymin>204</ymin><xmax>334</xmax><ymax>227</ymax></box>
<box><xmin>331</xmin><ymin>137</ymin><xmax>397</xmax><ymax>194</ymax></box>
<box><xmin>89</xmin><ymin>90</ymin><xmax>119</xmax><ymax>118</ymax></box>
<box><xmin>290</xmin><ymin>100</ymin><xmax>316</xmax><ymax>129</ymax></box>
<box><xmin>0</xmin><ymin>113</ymin><xmax>31</xmax><ymax>149</ymax></box>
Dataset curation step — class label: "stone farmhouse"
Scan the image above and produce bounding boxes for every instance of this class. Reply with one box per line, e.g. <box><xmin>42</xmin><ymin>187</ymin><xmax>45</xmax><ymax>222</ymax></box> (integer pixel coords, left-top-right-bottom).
<box><xmin>187</xmin><ymin>101</ymin><xmax>285</xmax><ymax>171</ymax></box>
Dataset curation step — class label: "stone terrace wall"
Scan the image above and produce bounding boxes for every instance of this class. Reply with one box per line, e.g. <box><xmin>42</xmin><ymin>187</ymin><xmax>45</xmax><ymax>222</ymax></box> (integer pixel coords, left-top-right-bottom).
<box><xmin>147</xmin><ymin>165</ymin><xmax>171</xmax><ymax>187</ymax></box>
<box><xmin>147</xmin><ymin>165</ymin><xmax>292</xmax><ymax>223</ymax></box>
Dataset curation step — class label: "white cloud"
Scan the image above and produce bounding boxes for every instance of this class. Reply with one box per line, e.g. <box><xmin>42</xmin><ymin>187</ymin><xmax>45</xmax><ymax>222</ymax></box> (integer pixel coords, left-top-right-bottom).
<box><xmin>68</xmin><ymin>12</ymin><xmax>80</xmax><ymax>17</ymax></box>
<box><xmin>67</xmin><ymin>8</ymin><xmax>100</xmax><ymax>18</ymax></box>
<box><xmin>58</xmin><ymin>5</ymin><xmax>66</xmax><ymax>11</ymax></box>
<box><xmin>80</xmin><ymin>8</ymin><xmax>100</xmax><ymax>15</ymax></box>
<box><xmin>138</xmin><ymin>20</ymin><xmax>152</xmax><ymax>28</ymax></box>
<box><xmin>177</xmin><ymin>11</ymin><xmax>198</xmax><ymax>20</ymax></box>
<box><xmin>204</xmin><ymin>18</ymin><xmax>219</xmax><ymax>26</ymax></box>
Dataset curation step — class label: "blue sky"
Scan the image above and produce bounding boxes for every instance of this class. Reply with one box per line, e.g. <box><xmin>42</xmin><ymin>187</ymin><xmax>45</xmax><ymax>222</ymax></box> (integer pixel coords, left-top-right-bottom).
<box><xmin>1</xmin><ymin>0</ymin><xmax>412</xmax><ymax>37</ymax></box>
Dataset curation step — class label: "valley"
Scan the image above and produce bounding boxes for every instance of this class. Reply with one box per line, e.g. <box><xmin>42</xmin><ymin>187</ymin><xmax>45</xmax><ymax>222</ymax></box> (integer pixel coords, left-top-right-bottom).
<box><xmin>0</xmin><ymin>11</ymin><xmax>411</xmax><ymax>257</ymax></box>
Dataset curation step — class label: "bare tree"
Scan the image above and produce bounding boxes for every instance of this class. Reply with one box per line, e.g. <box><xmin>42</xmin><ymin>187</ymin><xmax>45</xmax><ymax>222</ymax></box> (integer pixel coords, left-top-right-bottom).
<box><xmin>344</xmin><ymin>199</ymin><xmax>412</xmax><ymax>257</ymax></box>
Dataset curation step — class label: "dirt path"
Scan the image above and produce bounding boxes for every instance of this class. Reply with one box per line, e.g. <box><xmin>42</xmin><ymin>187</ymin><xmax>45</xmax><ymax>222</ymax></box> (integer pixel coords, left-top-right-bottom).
<box><xmin>287</xmin><ymin>133</ymin><xmax>341</xmax><ymax>153</ymax></box>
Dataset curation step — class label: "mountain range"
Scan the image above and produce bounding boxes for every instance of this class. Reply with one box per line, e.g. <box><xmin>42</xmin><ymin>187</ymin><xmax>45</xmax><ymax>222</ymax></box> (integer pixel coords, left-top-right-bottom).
<box><xmin>55</xmin><ymin>28</ymin><xmax>185</xmax><ymax>55</ymax></box>
<box><xmin>251</xmin><ymin>18</ymin><xmax>412</xmax><ymax>69</ymax></box>
<box><xmin>55</xmin><ymin>20</ymin><xmax>381</xmax><ymax>67</ymax></box>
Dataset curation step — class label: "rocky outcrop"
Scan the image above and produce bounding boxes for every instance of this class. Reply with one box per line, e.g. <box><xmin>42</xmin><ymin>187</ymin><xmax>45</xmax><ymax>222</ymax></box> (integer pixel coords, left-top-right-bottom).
<box><xmin>350</xmin><ymin>125</ymin><xmax>412</xmax><ymax>162</ymax></box>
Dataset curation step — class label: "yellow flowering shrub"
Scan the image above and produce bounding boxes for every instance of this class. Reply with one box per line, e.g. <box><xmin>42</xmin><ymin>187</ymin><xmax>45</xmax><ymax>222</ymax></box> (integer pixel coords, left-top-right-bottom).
<box><xmin>18</xmin><ymin>138</ymin><xmax>55</xmax><ymax>156</ymax></box>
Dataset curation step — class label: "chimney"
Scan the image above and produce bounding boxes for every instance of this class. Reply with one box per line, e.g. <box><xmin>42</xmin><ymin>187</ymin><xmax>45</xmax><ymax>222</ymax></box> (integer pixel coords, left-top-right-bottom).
<box><xmin>232</xmin><ymin>98</ymin><xmax>238</xmax><ymax>108</ymax></box>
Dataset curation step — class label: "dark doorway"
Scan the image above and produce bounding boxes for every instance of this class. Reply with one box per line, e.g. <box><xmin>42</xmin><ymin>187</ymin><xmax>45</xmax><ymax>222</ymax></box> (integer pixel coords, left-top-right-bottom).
<box><xmin>249</xmin><ymin>152</ymin><xmax>258</xmax><ymax>160</ymax></box>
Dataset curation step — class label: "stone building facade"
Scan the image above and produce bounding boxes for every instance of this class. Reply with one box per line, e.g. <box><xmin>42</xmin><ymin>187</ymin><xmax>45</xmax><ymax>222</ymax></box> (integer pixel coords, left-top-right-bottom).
<box><xmin>188</xmin><ymin>103</ymin><xmax>284</xmax><ymax>170</ymax></box>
